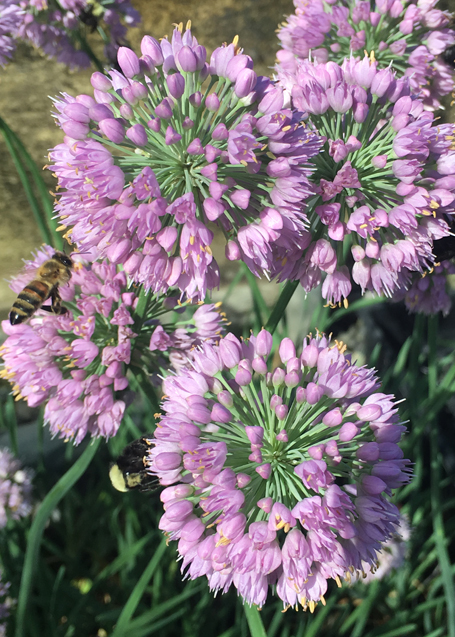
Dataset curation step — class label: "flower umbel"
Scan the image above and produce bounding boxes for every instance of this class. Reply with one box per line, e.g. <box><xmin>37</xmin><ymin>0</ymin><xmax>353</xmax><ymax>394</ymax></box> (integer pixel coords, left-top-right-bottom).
<box><xmin>353</xmin><ymin>514</ymin><xmax>411</xmax><ymax>583</ymax></box>
<box><xmin>147</xmin><ymin>328</ymin><xmax>411</xmax><ymax>609</ymax></box>
<box><xmin>0</xmin><ymin>246</ymin><xmax>227</xmax><ymax>443</ymax></box>
<box><xmin>396</xmin><ymin>259</ymin><xmax>455</xmax><ymax>315</ymax></box>
<box><xmin>275</xmin><ymin>55</ymin><xmax>455</xmax><ymax>305</ymax></box>
<box><xmin>13</xmin><ymin>0</ymin><xmax>140</xmax><ymax>69</ymax></box>
<box><xmin>49</xmin><ymin>21</ymin><xmax>323</xmax><ymax>300</ymax></box>
<box><xmin>0</xmin><ymin>0</ymin><xmax>22</xmax><ymax>67</ymax></box>
<box><xmin>0</xmin><ymin>568</ymin><xmax>13</xmax><ymax>637</ymax></box>
<box><xmin>277</xmin><ymin>0</ymin><xmax>455</xmax><ymax>111</ymax></box>
<box><xmin>0</xmin><ymin>448</ymin><xmax>33</xmax><ymax>528</ymax></box>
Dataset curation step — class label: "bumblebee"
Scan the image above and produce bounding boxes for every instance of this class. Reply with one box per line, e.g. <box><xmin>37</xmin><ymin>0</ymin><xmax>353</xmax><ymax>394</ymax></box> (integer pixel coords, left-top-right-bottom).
<box><xmin>442</xmin><ymin>44</ymin><xmax>455</xmax><ymax>69</ymax></box>
<box><xmin>109</xmin><ymin>435</ymin><xmax>159</xmax><ymax>493</ymax></box>
<box><xmin>9</xmin><ymin>252</ymin><xmax>73</xmax><ymax>325</ymax></box>
<box><xmin>433</xmin><ymin>234</ymin><xmax>455</xmax><ymax>263</ymax></box>
<box><xmin>78</xmin><ymin>7</ymin><xmax>99</xmax><ymax>31</ymax></box>
<box><xmin>78</xmin><ymin>0</ymin><xmax>104</xmax><ymax>32</ymax></box>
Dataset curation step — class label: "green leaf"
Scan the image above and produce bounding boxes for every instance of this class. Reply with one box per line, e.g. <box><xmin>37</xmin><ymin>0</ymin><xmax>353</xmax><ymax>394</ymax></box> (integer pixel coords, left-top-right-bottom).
<box><xmin>111</xmin><ymin>538</ymin><xmax>168</xmax><ymax>635</ymax></box>
<box><xmin>14</xmin><ymin>439</ymin><xmax>101</xmax><ymax>637</ymax></box>
<box><xmin>0</xmin><ymin>115</ymin><xmax>62</xmax><ymax>249</ymax></box>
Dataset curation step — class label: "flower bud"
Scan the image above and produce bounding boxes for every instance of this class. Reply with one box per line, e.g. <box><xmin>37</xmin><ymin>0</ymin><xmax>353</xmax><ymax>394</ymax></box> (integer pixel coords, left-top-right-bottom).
<box><xmin>141</xmin><ymin>36</ymin><xmax>164</xmax><ymax>66</ymax></box>
<box><xmin>118</xmin><ymin>47</ymin><xmax>140</xmax><ymax>78</ymax></box>
<box><xmin>126</xmin><ymin>124</ymin><xmax>148</xmax><ymax>146</ymax></box>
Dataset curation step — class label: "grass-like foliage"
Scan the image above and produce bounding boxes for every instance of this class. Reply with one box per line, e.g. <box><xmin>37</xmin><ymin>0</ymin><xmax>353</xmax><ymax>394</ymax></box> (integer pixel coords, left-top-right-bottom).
<box><xmin>1</xmin><ymin>300</ymin><xmax>454</xmax><ymax>637</ymax></box>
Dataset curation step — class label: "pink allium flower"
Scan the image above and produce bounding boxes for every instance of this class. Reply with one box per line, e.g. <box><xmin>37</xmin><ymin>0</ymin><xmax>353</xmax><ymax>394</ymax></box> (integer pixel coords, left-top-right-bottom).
<box><xmin>277</xmin><ymin>0</ymin><xmax>455</xmax><ymax>111</ymax></box>
<box><xmin>0</xmin><ymin>568</ymin><xmax>13</xmax><ymax>636</ymax></box>
<box><xmin>274</xmin><ymin>56</ymin><xmax>455</xmax><ymax>305</ymax></box>
<box><xmin>353</xmin><ymin>514</ymin><xmax>411</xmax><ymax>583</ymax></box>
<box><xmin>0</xmin><ymin>246</ymin><xmax>226</xmax><ymax>443</ymax></box>
<box><xmin>11</xmin><ymin>0</ymin><xmax>140</xmax><ymax>70</ymax></box>
<box><xmin>0</xmin><ymin>448</ymin><xmax>33</xmax><ymax>527</ymax></box>
<box><xmin>147</xmin><ymin>328</ymin><xmax>411</xmax><ymax>609</ymax></box>
<box><xmin>395</xmin><ymin>259</ymin><xmax>455</xmax><ymax>315</ymax></box>
<box><xmin>48</xmin><ymin>22</ymin><xmax>323</xmax><ymax>301</ymax></box>
<box><xmin>0</xmin><ymin>0</ymin><xmax>22</xmax><ymax>66</ymax></box>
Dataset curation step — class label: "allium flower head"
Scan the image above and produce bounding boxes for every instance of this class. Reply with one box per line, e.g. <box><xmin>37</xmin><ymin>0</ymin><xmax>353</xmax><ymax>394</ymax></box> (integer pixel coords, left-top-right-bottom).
<box><xmin>277</xmin><ymin>0</ymin><xmax>455</xmax><ymax>111</ymax></box>
<box><xmin>274</xmin><ymin>55</ymin><xmax>455</xmax><ymax>304</ymax></box>
<box><xmin>0</xmin><ymin>0</ymin><xmax>22</xmax><ymax>66</ymax></box>
<box><xmin>0</xmin><ymin>448</ymin><xmax>33</xmax><ymax>527</ymax></box>
<box><xmin>396</xmin><ymin>259</ymin><xmax>455</xmax><ymax>315</ymax></box>
<box><xmin>354</xmin><ymin>514</ymin><xmax>411</xmax><ymax>583</ymax></box>
<box><xmin>147</xmin><ymin>328</ymin><xmax>411</xmax><ymax>609</ymax></box>
<box><xmin>0</xmin><ymin>568</ymin><xmax>13</xmax><ymax>637</ymax></box>
<box><xmin>0</xmin><ymin>246</ymin><xmax>226</xmax><ymax>443</ymax></box>
<box><xmin>48</xmin><ymin>21</ymin><xmax>323</xmax><ymax>300</ymax></box>
<box><xmin>13</xmin><ymin>0</ymin><xmax>140</xmax><ymax>69</ymax></box>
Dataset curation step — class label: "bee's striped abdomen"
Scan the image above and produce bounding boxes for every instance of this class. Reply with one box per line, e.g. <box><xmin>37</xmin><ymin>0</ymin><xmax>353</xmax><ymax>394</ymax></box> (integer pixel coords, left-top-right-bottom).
<box><xmin>9</xmin><ymin>280</ymin><xmax>50</xmax><ymax>325</ymax></box>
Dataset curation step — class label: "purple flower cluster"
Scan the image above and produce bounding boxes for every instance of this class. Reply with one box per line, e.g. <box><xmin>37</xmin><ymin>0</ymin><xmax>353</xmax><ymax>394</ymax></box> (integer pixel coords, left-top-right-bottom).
<box><xmin>0</xmin><ymin>0</ymin><xmax>22</xmax><ymax>66</ymax></box>
<box><xmin>353</xmin><ymin>514</ymin><xmax>410</xmax><ymax>583</ymax></box>
<box><xmin>7</xmin><ymin>0</ymin><xmax>140</xmax><ymax>69</ymax></box>
<box><xmin>0</xmin><ymin>569</ymin><xmax>13</xmax><ymax>637</ymax></box>
<box><xmin>277</xmin><ymin>0</ymin><xmax>455</xmax><ymax>111</ymax></box>
<box><xmin>48</xmin><ymin>22</ymin><xmax>323</xmax><ymax>300</ymax></box>
<box><xmin>0</xmin><ymin>246</ymin><xmax>226</xmax><ymax>443</ymax></box>
<box><xmin>396</xmin><ymin>260</ymin><xmax>455</xmax><ymax>315</ymax></box>
<box><xmin>154</xmin><ymin>302</ymin><xmax>229</xmax><ymax>374</ymax></box>
<box><xmin>0</xmin><ymin>447</ymin><xmax>33</xmax><ymax>528</ymax></box>
<box><xmin>147</xmin><ymin>328</ymin><xmax>411</xmax><ymax>609</ymax></box>
<box><xmin>275</xmin><ymin>56</ymin><xmax>455</xmax><ymax>305</ymax></box>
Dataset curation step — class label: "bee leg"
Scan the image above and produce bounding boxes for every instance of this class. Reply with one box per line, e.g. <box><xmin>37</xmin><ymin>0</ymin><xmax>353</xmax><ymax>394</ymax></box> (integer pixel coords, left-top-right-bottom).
<box><xmin>50</xmin><ymin>288</ymin><xmax>68</xmax><ymax>315</ymax></box>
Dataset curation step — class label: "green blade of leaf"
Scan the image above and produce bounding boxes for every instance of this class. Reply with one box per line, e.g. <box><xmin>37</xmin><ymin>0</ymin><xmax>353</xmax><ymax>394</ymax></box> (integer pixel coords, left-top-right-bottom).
<box><xmin>14</xmin><ymin>438</ymin><xmax>101</xmax><ymax>637</ymax></box>
<box><xmin>0</xmin><ymin>115</ymin><xmax>61</xmax><ymax>248</ymax></box>
<box><xmin>111</xmin><ymin>537</ymin><xmax>168</xmax><ymax>636</ymax></box>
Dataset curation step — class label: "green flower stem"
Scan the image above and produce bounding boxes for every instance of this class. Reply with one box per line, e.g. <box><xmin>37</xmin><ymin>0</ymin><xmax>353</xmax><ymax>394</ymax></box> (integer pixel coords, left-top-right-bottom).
<box><xmin>265</xmin><ymin>280</ymin><xmax>299</xmax><ymax>335</ymax></box>
<box><xmin>73</xmin><ymin>30</ymin><xmax>104</xmax><ymax>73</ymax></box>
<box><xmin>0</xmin><ymin>115</ymin><xmax>62</xmax><ymax>249</ymax></box>
<box><xmin>243</xmin><ymin>603</ymin><xmax>267</xmax><ymax>637</ymax></box>
<box><xmin>15</xmin><ymin>439</ymin><xmax>101</xmax><ymax>637</ymax></box>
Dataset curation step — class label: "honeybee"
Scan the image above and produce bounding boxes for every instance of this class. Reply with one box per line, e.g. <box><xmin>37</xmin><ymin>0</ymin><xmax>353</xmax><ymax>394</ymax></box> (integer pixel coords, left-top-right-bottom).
<box><xmin>109</xmin><ymin>435</ymin><xmax>160</xmax><ymax>493</ymax></box>
<box><xmin>9</xmin><ymin>251</ymin><xmax>74</xmax><ymax>325</ymax></box>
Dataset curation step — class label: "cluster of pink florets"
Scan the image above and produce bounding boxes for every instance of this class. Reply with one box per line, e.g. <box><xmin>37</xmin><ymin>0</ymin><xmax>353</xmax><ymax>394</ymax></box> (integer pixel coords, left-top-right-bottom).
<box><xmin>148</xmin><ymin>329</ymin><xmax>411</xmax><ymax>608</ymax></box>
<box><xmin>274</xmin><ymin>55</ymin><xmax>455</xmax><ymax>304</ymax></box>
<box><xmin>48</xmin><ymin>24</ymin><xmax>323</xmax><ymax>300</ymax></box>
<box><xmin>0</xmin><ymin>246</ymin><xmax>226</xmax><ymax>443</ymax></box>
<box><xmin>1</xmin><ymin>0</ymin><xmax>140</xmax><ymax>69</ymax></box>
<box><xmin>277</xmin><ymin>0</ymin><xmax>455</xmax><ymax>111</ymax></box>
